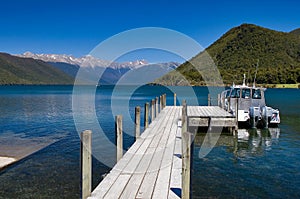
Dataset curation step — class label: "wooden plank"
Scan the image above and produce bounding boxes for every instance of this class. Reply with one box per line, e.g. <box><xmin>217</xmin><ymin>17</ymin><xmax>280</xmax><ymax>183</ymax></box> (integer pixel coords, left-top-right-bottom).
<box><xmin>103</xmin><ymin>174</ymin><xmax>131</xmax><ymax>199</ymax></box>
<box><xmin>122</xmin><ymin>138</ymin><xmax>152</xmax><ymax>174</ymax></box>
<box><xmin>188</xmin><ymin>117</ymin><xmax>236</xmax><ymax>127</ymax></box>
<box><xmin>152</xmin><ymin>108</ymin><xmax>180</xmax><ymax>198</ymax></box>
<box><xmin>119</xmin><ymin>147</ymin><xmax>157</xmax><ymax>198</ymax></box>
<box><xmin>111</xmin><ymin>107</ymin><xmax>175</xmax><ymax>198</ymax></box>
<box><xmin>188</xmin><ymin>117</ymin><xmax>209</xmax><ymax>127</ymax></box>
<box><xmin>210</xmin><ymin>117</ymin><xmax>236</xmax><ymax>127</ymax></box>
<box><xmin>90</xmin><ymin>108</ymin><xmax>173</xmax><ymax>198</ymax></box>
<box><xmin>118</xmin><ymin>109</ymin><xmax>176</xmax><ymax>198</ymax></box>
<box><xmin>188</xmin><ymin>106</ymin><xmax>234</xmax><ymax>117</ymax></box>
<box><xmin>136</xmin><ymin>107</ymin><xmax>177</xmax><ymax>198</ymax></box>
<box><xmin>89</xmin><ymin>106</ymin><xmax>183</xmax><ymax>199</ymax></box>
<box><xmin>89</xmin><ymin>170</ymin><xmax>121</xmax><ymax>199</ymax></box>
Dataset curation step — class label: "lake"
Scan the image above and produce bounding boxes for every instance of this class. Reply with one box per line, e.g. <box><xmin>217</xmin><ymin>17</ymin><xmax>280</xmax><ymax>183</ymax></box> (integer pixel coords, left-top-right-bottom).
<box><xmin>0</xmin><ymin>85</ymin><xmax>299</xmax><ymax>198</ymax></box>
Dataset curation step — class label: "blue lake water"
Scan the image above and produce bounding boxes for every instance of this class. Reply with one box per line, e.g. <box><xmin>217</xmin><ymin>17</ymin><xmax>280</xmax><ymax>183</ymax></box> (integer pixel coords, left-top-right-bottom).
<box><xmin>0</xmin><ymin>85</ymin><xmax>299</xmax><ymax>198</ymax></box>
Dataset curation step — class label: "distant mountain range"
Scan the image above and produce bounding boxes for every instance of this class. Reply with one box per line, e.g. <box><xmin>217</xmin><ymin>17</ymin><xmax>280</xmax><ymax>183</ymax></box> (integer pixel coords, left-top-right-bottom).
<box><xmin>19</xmin><ymin>52</ymin><xmax>149</xmax><ymax>69</ymax></box>
<box><xmin>1</xmin><ymin>23</ymin><xmax>300</xmax><ymax>86</ymax></box>
<box><xmin>0</xmin><ymin>53</ymin><xmax>73</xmax><ymax>85</ymax></box>
<box><xmin>0</xmin><ymin>52</ymin><xmax>179</xmax><ymax>85</ymax></box>
<box><xmin>158</xmin><ymin>24</ymin><xmax>300</xmax><ymax>85</ymax></box>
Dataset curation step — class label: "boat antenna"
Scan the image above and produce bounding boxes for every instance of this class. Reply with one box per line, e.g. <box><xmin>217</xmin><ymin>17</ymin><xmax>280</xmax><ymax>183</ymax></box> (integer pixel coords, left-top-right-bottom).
<box><xmin>253</xmin><ymin>59</ymin><xmax>259</xmax><ymax>87</ymax></box>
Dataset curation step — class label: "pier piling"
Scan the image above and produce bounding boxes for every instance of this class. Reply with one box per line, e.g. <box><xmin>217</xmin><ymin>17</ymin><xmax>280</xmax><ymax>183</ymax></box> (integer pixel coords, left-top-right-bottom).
<box><xmin>174</xmin><ymin>93</ymin><xmax>177</xmax><ymax>106</ymax></box>
<box><xmin>155</xmin><ymin>97</ymin><xmax>159</xmax><ymax>116</ymax></box>
<box><xmin>181</xmin><ymin>100</ymin><xmax>191</xmax><ymax>199</ymax></box>
<box><xmin>115</xmin><ymin>115</ymin><xmax>123</xmax><ymax>162</ymax></box>
<box><xmin>144</xmin><ymin>102</ymin><xmax>149</xmax><ymax>129</ymax></box>
<box><xmin>135</xmin><ymin>106</ymin><xmax>141</xmax><ymax>141</ymax></box>
<box><xmin>80</xmin><ymin>130</ymin><xmax>92</xmax><ymax>199</ymax></box>
<box><xmin>151</xmin><ymin>99</ymin><xmax>155</xmax><ymax>121</ymax></box>
<box><xmin>160</xmin><ymin>95</ymin><xmax>163</xmax><ymax>111</ymax></box>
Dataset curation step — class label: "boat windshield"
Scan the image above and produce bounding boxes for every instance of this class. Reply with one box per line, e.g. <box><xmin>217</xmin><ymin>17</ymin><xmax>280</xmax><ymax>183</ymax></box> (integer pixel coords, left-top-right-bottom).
<box><xmin>252</xmin><ymin>89</ymin><xmax>261</xmax><ymax>99</ymax></box>
<box><xmin>225</xmin><ymin>90</ymin><xmax>230</xmax><ymax>98</ymax></box>
<box><xmin>242</xmin><ymin>88</ymin><xmax>251</xmax><ymax>99</ymax></box>
<box><xmin>230</xmin><ymin>88</ymin><xmax>240</xmax><ymax>98</ymax></box>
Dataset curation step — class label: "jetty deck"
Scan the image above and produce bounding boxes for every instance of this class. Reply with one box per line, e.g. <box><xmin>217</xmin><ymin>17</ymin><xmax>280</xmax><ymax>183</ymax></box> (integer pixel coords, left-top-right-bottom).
<box><xmin>85</xmin><ymin>104</ymin><xmax>236</xmax><ymax>199</ymax></box>
<box><xmin>89</xmin><ymin>106</ymin><xmax>182</xmax><ymax>199</ymax></box>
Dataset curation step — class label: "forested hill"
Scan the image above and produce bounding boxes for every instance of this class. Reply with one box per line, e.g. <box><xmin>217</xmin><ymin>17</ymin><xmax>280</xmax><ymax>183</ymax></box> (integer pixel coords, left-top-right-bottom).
<box><xmin>0</xmin><ymin>53</ymin><xmax>74</xmax><ymax>85</ymax></box>
<box><xmin>158</xmin><ymin>24</ymin><xmax>300</xmax><ymax>85</ymax></box>
<box><xmin>290</xmin><ymin>28</ymin><xmax>300</xmax><ymax>35</ymax></box>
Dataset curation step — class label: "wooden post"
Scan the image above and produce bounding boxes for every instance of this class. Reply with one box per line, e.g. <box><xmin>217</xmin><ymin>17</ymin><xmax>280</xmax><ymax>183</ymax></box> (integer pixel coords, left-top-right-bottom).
<box><xmin>164</xmin><ymin>94</ymin><xmax>167</xmax><ymax>108</ymax></box>
<box><xmin>160</xmin><ymin>95</ymin><xmax>163</xmax><ymax>112</ymax></box>
<box><xmin>217</xmin><ymin>94</ymin><xmax>221</xmax><ymax>107</ymax></box>
<box><xmin>135</xmin><ymin>106</ymin><xmax>141</xmax><ymax>141</ymax></box>
<box><xmin>208</xmin><ymin>94</ymin><xmax>211</xmax><ymax>106</ymax></box>
<box><xmin>151</xmin><ymin>99</ymin><xmax>155</xmax><ymax>121</ymax></box>
<box><xmin>80</xmin><ymin>130</ymin><xmax>92</xmax><ymax>199</ymax></box>
<box><xmin>182</xmin><ymin>100</ymin><xmax>187</xmax><ymax>123</ymax></box>
<box><xmin>181</xmin><ymin>99</ymin><xmax>191</xmax><ymax>199</ymax></box>
<box><xmin>235</xmin><ymin>99</ymin><xmax>239</xmax><ymax>133</ymax></box>
<box><xmin>144</xmin><ymin>102</ymin><xmax>149</xmax><ymax>129</ymax></box>
<box><xmin>182</xmin><ymin>131</ymin><xmax>192</xmax><ymax>199</ymax></box>
<box><xmin>155</xmin><ymin>97</ymin><xmax>159</xmax><ymax>117</ymax></box>
<box><xmin>222</xmin><ymin>95</ymin><xmax>225</xmax><ymax>109</ymax></box>
<box><xmin>227</xmin><ymin>98</ymin><xmax>231</xmax><ymax>112</ymax></box>
<box><xmin>174</xmin><ymin>93</ymin><xmax>177</xmax><ymax>106</ymax></box>
<box><xmin>115</xmin><ymin>115</ymin><xmax>123</xmax><ymax>162</ymax></box>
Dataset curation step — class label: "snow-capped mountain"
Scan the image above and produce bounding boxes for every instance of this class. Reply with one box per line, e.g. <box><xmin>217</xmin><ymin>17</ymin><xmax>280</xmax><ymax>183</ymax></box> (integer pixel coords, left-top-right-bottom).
<box><xmin>18</xmin><ymin>52</ymin><xmax>148</xmax><ymax>69</ymax></box>
<box><xmin>17</xmin><ymin>52</ymin><xmax>180</xmax><ymax>85</ymax></box>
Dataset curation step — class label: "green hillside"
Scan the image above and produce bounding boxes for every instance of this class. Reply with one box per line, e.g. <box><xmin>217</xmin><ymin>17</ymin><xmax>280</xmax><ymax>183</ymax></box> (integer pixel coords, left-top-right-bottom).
<box><xmin>290</xmin><ymin>28</ymin><xmax>300</xmax><ymax>35</ymax></box>
<box><xmin>0</xmin><ymin>53</ymin><xmax>74</xmax><ymax>85</ymax></box>
<box><xmin>158</xmin><ymin>24</ymin><xmax>300</xmax><ymax>85</ymax></box>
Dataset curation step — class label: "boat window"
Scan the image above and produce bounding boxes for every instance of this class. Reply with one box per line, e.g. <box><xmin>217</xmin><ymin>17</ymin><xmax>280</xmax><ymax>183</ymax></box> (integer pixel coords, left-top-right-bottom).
<box><xmin>242</xmin><ymin>88</ymin><xmax>251</xmax><ymax>99</ymax></box>
<box><xmin>230</xmin><ymin>88</ymin><xmax>240</xmax><ymax>98</ymax></box>
<box><xmin>225</xmin><ymin>90</ymin><xmax>230</xmax><ymax>98</ymax></box>
<box><xmin>252</xmin><ymin>89</ymin><xmax>261</xmax><ymax>99</ymax></box>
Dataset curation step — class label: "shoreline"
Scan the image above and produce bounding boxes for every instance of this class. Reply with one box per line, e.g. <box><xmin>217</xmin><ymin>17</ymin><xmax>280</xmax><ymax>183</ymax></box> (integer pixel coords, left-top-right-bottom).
<box><xmin>0</xmin><ymin>83</ymin><xmax>299</xmax><ymax>89</ymax></box>
<box><xmin>0</xmin><ymin>157</ymin><xmax>17</xmax><ymax>170</ymax></box>
<box><xmin>0</xmin><ymin>133</ymin><xmax>64</xmax><ymax>171</ymax></box>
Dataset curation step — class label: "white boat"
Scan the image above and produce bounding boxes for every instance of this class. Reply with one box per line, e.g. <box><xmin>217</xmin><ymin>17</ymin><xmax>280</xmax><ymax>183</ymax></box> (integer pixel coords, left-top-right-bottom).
<box><xmin>220</xmin><ymin>74</ymin><xmax>280</xmax><ymax>128</ymax></box>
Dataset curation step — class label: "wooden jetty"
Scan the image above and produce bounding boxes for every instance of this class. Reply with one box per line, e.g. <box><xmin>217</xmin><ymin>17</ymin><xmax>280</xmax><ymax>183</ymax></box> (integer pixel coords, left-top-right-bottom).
<box><xmin>80</xmin><ymin>94</ymin><xmax>237</xmax><ymax>199</ymax></box>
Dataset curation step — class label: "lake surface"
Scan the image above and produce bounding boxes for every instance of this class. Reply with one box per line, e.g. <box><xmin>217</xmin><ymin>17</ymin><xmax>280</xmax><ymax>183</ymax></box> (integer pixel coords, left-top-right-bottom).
<box><xmin>0</xmin><ymin>85</ymin><xmax>299</xmax><ymax>198</ymax></box>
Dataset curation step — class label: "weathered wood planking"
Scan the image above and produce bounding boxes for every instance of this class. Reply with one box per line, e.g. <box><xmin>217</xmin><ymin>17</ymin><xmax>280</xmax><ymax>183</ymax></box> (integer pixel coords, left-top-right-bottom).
<box><xmin>187</xmin><ymin>106</ymin><xmax>236</xmax><ymax>127</ymax></box>
<box><xmin>88</xmin><ymin>105</ymin><xmax>235</xmax><ymax>199</ymax></box>
<box><xmin>89</xmin><ymin>106</ymin><xmax>182</xmax><ymax>199</ymax></box>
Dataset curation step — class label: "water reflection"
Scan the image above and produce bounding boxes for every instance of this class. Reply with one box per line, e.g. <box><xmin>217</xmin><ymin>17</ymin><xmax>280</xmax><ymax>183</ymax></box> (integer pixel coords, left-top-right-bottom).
<box><xmin>195</xmin><ymin>128</ymin><xmax>280</xmax><ymax>159</ymax></box>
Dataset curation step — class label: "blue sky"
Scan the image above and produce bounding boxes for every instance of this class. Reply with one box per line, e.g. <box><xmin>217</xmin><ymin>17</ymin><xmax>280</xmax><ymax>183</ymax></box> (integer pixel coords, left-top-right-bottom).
<box><xmin>0</xmin><ymin>0</ymin><xmax>299</xmax><ymax>62</ymax></box>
